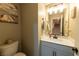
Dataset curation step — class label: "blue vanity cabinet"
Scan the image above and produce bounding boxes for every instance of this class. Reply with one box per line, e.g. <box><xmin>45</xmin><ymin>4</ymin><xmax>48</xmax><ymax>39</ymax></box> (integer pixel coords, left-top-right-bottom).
<box><xmin>40</xmin><ymin>40</ymin><xmax>74</xmax><ymax>56</ymax></box>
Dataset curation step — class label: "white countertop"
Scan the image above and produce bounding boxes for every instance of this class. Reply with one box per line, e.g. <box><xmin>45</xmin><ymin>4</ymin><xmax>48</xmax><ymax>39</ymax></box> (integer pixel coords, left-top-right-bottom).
<box><xmin>41</xmin><ymin>35</ymin><xmax>75</xmax><ymax>48</ymax></box>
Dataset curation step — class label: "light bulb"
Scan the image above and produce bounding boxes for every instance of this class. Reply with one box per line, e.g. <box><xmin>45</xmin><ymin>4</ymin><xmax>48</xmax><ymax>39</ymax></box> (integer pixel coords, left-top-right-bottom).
<box><xmin>47</xmin><ymin>8</ymin><xmax>53</xmax><ymax>15</ymax></box>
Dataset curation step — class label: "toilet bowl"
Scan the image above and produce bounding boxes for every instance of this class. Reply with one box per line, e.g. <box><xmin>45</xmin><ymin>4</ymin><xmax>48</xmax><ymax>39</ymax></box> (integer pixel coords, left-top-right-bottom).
<box><xmin>0</xmin><ymin>39</ymin><xmax>26</xmax><ymax>56</ymax></box>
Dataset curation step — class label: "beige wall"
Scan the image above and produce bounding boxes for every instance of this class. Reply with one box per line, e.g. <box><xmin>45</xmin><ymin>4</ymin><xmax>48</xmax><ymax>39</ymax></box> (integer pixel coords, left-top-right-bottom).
<box><xmin>62</xmin><ymin>3</ymin><xmax>79</xmax><ymax>55</ymax></box>
<box><xmin>20</xmin><ymin>3</ymin><xmax>38</xmax><ymax>56</ymax></box>
<box><xmin>75</xmin><ymin>7</ymin><xmax>79</xmax><ymax>55</ymax></box>
<box><xmin>38</xmin><ymin>4</ymin><xmax>46</xmax><ymax>37</ymax></box>
<box><xmin>0</xmin><ymin>4</ymin><xmax>21</xmax><ymax>49</ymax></box>
<box><xmin>69</xmin><ymin>4</ymin><xmax>79</xmax><ymax>55</ymax></box>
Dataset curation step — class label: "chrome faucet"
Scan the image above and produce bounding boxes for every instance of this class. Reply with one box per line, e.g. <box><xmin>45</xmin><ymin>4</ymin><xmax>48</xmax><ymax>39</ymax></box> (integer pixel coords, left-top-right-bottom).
<box><xmin>53</xmin><ymin>34</ymin><xmax>58</xmax><ymax>39</ymax></box>
<box><xmin>48</xmin><ymin>33</ymin><xmax>58</xmax><ymax>39</ymax></box>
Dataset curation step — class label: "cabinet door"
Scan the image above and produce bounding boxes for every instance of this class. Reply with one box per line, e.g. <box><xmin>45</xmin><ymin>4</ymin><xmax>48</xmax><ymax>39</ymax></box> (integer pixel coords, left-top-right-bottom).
<box><xmin>54</xmin><ymin>48</ymin><xmax>73</xmax><ymax>56</ymax></box>
<box><xmin>41</xmin><ymin>45</ymin><xmax>54</xmax><ymax>56</ymax></box>
<box><xmin>41</xmin><ymin>45</ymin><xmax>73</xmax><ymax>56</ymax></box>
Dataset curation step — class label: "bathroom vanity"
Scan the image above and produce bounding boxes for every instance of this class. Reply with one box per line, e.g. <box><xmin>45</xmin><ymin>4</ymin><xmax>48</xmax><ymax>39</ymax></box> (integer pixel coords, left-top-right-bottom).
<box><xmin>39</xmin><ymin>3</ymin><xmax>77</xmax><ymax>56</ymax></box>
<box><xmin>40</xmin><ymin>35</ymin><xmax>75</xmax><ymax>56</ymax></box>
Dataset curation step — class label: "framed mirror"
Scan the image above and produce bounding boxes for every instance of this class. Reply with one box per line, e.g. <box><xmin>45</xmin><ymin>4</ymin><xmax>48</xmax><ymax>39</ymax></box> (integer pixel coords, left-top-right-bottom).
<box><xmin>49</xmin><ymin>13</ymin><xmax>64</xmax><ymax>36</ymax></box>
<box><xmin>46</xmin><ymin>3</ymin><xmax>65</xmax><ymax>36</ymax></box>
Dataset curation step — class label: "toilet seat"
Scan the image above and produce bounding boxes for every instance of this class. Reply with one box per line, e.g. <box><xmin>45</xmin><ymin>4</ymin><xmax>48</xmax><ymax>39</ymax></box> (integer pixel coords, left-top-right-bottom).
<box><xmin>14</xmin><ymin>52</ymin><xmax>26</xmax><ymax>56</ymax></box>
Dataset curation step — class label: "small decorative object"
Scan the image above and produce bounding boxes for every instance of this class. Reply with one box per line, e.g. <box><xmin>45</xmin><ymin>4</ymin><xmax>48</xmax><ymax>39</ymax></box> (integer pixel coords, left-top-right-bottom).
<box><xmin>0</xmin><ymin>3</ymin><xmax>18</xmax><ymax>24</ymax></box>
<box><xmin>71</xmin><ymin>6</ymin><xmax>77</xmax><ymax>19</ymax></box>
<box><xmin>41</xmin><ymin>18</ymin><xmax>45</xmax><ymax>34</ymax></box>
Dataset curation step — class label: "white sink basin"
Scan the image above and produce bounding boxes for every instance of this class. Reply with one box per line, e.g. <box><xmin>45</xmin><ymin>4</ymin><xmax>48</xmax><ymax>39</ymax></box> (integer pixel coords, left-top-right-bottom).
<box><xmin>41</xmin><ymin>35</ymin><xmax>75</xmax><ymax>48</ymax></box>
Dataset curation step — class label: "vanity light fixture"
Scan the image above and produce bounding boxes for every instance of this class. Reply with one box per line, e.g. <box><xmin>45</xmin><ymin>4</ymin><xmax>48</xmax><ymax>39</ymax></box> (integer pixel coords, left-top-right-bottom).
<box><xmin>47</xmin><ymin>4</ymin><xmax>64</xmax><ymax>15</ymax></box>
<box><xmin>47</xmin><ymin>7</ymin><xmax>53</xmax><ymax>15</ymax></box>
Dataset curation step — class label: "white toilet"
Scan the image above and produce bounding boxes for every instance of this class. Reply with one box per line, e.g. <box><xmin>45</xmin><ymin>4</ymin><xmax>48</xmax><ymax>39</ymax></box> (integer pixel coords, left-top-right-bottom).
<box><xmin>0</xmin><ymin>40</ymin><xmax>26</xmax><ymax>56</ymax></box>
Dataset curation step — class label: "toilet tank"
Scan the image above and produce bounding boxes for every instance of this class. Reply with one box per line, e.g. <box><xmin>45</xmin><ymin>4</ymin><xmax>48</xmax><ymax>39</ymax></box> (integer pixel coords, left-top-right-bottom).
<box><xmin>0</xmin><ymin>40</ymin><xmax>18</xmax><ymax>56</ymax></box>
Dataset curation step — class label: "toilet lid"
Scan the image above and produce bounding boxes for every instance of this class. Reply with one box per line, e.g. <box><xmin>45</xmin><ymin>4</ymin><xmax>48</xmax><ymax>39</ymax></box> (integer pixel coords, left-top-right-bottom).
<box><xmin>14</xmin><ymin>52</ymin><xmax>26</xmax><ymax>56</ymax></box>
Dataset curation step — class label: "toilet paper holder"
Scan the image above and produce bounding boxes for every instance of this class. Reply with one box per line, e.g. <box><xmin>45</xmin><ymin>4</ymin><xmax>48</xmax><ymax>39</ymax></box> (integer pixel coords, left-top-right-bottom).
<box><xmin>72</xmin><ymin>47</ymin><xmax>78</xmax><ymax>55</ymax></box>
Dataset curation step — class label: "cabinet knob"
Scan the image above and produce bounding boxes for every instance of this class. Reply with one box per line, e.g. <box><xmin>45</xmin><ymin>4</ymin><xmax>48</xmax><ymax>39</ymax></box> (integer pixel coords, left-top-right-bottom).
<box><xmin>55</xmin><ymin>51</ymin><xmax>56</xmax><ymax>56</ymax></box>
<box><xmin>53</xmin><ymin>51</ymin><xmax>54</xmax><ymax>56</ymax></box>
<box><xmin>52</xmin><ymin>51</ymin><xmax>56</xmax><ymax>56</ymax></box>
